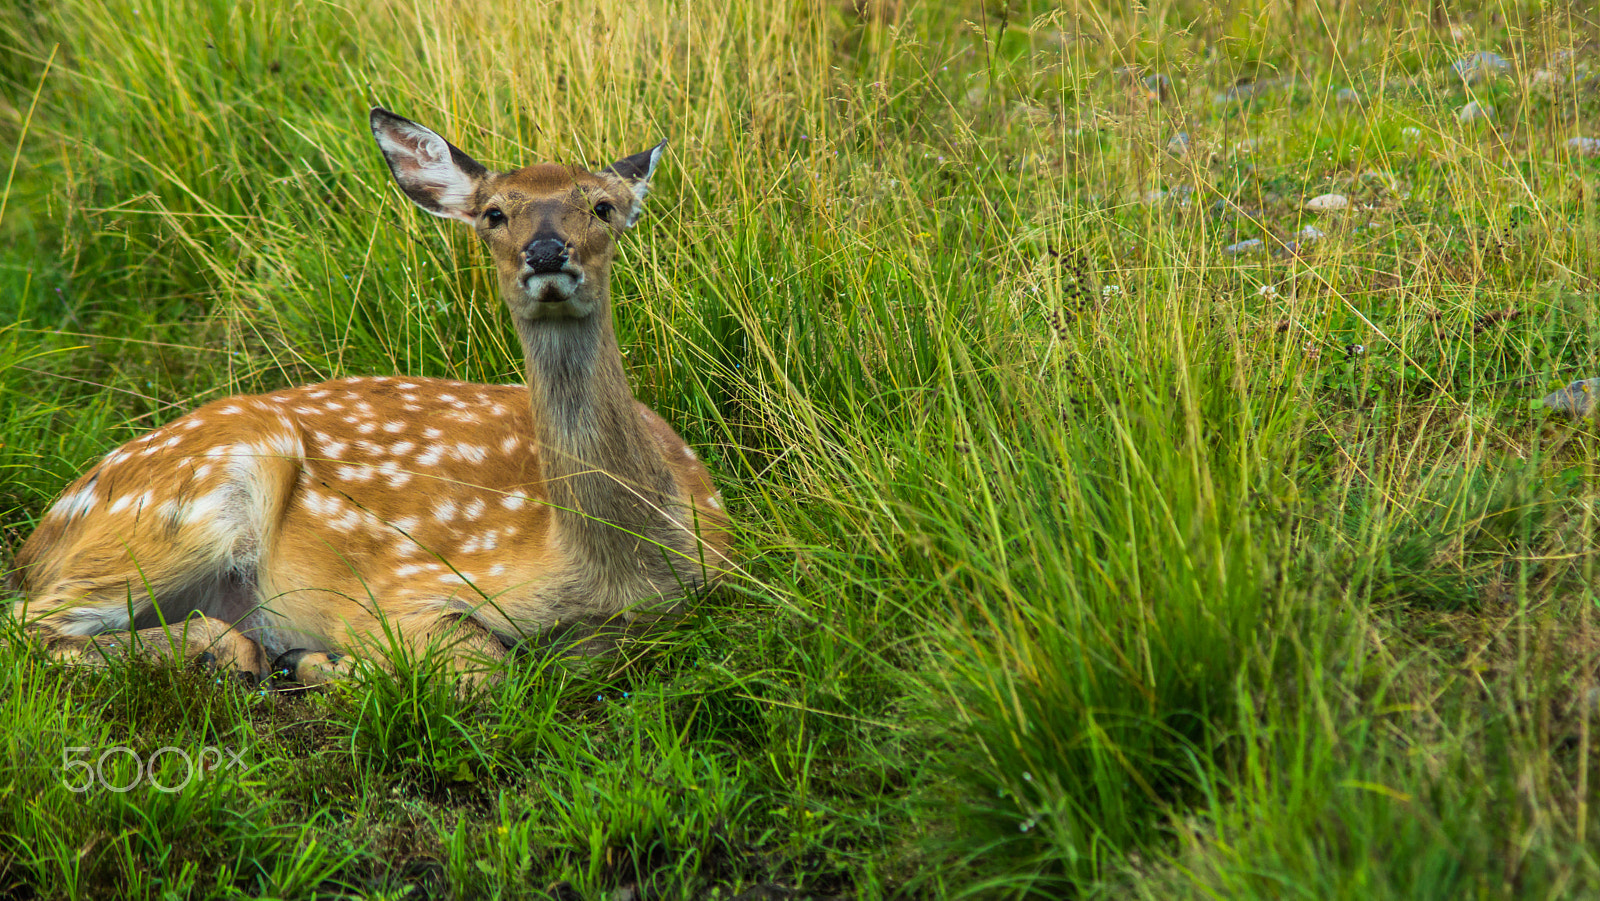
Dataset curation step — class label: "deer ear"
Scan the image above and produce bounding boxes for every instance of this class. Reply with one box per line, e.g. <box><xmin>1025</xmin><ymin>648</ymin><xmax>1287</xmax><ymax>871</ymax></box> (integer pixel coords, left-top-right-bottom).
<box><xmin>370</xmin><ymin>107</ymin><xmax>487</xmax><ymax>223</ymax></box>
<box><xmin>602</xmin><ymin>140</ymin><xmax>666</xmax><ymax>227</ymax></box>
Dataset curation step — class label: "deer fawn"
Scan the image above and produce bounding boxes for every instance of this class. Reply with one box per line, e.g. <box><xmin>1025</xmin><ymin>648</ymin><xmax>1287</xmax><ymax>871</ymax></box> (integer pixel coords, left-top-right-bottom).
<box><xmin>7</xmin><ymin>108</ymin><xmax>730</xmax><ymax>684</ymax></box>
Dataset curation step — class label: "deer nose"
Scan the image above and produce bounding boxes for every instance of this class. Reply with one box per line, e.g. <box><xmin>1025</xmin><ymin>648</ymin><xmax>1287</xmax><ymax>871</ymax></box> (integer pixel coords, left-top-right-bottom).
<box><xmin>524</xmin><ymin>238</ymin><xmax>570</xmax><ymax>274</ymax></box>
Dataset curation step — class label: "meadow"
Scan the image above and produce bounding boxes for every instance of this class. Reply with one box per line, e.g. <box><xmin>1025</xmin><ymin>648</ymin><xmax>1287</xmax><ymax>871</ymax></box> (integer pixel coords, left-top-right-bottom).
<box><xmin>2</xmin><ymin>0</ymin><xmax>1599</xmax><ymax>897</ymax></box>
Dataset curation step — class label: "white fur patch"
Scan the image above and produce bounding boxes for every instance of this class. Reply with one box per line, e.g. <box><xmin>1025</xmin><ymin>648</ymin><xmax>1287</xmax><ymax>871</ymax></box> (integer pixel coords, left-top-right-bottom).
<box><xmin>54</xmin><ymin>488</ymin><xmax>98</xmax><ymax>519</ymax></box>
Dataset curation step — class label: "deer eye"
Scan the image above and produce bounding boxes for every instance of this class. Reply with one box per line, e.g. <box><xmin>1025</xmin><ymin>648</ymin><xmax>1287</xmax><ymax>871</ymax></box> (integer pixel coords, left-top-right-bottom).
<box><xmin>593</xmin><ymin>201</ymin><xmax>616</xmax><ymax>221</ymax></box>
<box><xmin>483</xmin><ymin>208</ymin><xmax>506</xmax><ymax>227</ymax></box>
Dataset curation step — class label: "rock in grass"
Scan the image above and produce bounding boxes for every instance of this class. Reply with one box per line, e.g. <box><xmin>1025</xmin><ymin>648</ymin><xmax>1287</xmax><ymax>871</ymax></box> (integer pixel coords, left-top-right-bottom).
<box><xmin>1450</xmin><ymin>51</ymin><xmax>1511</xmax><ymax>84</ymax></box>
<box><xmin>1568</xmin><ymin>137</ymin><xmax>1600</xmax><ymax>158</ymax></box>
<box><xmin>1223</xmin><ymin>238</ymin><xmax>1265</xmax><ymax>256</ymax></box>
<box><xmin>1213</xmin><ymin>82</ymin><xmax>1261</xmax><ymax>106</ymax></box>
<box><xmin>1456</xmin><ymin>101</ymin><xmax>1494</xmax><ymax>123</ymax></box>
<box><xmin>1539</xmin><ymin>378</ymin><xmax>1600</xmax><ymax>418</ymax></box>
<box><xmin>1305</xmin><ymin>193</ymin><xmax>1350</xmax><ymax>211</ymax></box>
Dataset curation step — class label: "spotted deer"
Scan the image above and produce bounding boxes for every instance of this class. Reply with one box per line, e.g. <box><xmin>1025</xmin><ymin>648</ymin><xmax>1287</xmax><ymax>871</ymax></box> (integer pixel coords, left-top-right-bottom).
<box><xmin>7</xmin><ymin>107</ymin><xmax>730</xmax><ymax>684</ymax></box>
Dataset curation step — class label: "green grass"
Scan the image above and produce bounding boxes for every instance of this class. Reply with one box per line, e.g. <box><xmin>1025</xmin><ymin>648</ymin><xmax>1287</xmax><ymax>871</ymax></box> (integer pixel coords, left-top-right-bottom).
<box><xmin>3</xmin><ymin>0</ymin><xmax>1600</xmax><ymax>897</ymax></box>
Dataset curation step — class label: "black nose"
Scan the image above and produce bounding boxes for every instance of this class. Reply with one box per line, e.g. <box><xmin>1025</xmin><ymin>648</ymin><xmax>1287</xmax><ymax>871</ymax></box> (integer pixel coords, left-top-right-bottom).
<box><xmin>524</xmin><ymin>238</ymin><xmax>570</xmax><ymax>274</ymax></box>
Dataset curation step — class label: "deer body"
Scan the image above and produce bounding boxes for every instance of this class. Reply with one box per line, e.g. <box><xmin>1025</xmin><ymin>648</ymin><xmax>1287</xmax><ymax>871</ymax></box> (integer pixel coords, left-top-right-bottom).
<box><xmin>9</xmin><ymin>109</ymin><xmax>729</xmax><ymax>682</ymax></box>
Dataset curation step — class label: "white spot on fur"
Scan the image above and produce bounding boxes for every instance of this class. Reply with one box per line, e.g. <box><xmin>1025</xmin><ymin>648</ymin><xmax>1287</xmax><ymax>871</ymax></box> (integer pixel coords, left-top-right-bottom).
<box><xmin>500</xmin><ymin>435</ymin><xmax>518</xmax><ymax>454</ymax></box>
<box><xmin>489</xmin><ymin>563</ymin><xmax>507</xmax><ymax>576</ymax></box>
<box><xmin>416</xmin><ymin>446</ymin><xmax>444</xmax><ymax>467</ymax></box>
<box><xmin>54</xmin><ymin>488</ymin><xmax>98</xmax><ymax>519</ymax></box>
<box><xmin>683</xmin><ymin>446</ymin><xmax>698</xmax><ymax>461</ymax></box>
<box><xmin>378</xmin><ymin>460</ymin><xmax>410</xmax><ymax>487</ymax></box>
<box><xmin>397</xmin><ymin>564</ymin><xmax>425</xmax><ymax>577</ymax></box>
<box><xmin>187</xmin><ymin>490</ymin><xmax>231</xmax><ymax>523</ymax></box>
<box><xmin>336</xmin><ymin>464</ymin><xmax>373</xmax><ymax>482</ymax></box>
<box><xmin>309</xmin><ymin>389</ymin><xmax>331</xmax><ymax>399</ymax></box>
<box><xmin>424</xmin><ymin>427</ymin><xmax>443</xmax><ymax>439</ymax></box>
<box><xmin>219</xmin><ymin>405</ymin><xmax>242</xmax><ymax>415</ymax></box>
<box><xmin>454</xmin><ymin>444</ymin><xmax>487</xmax><ymax>464</ymax></box>
<box><xmin>464</xmin><ymin>498</ymin><xmax>485</xmax><ymax>519</ymax></box>
<box><xmin>434</xmin><ymin>499</ymin><xmax>457</xmax><ymax>523</ymax></box>
<box><xmin>357</xmin><ymin>421</ymin><xmax>376</xmax><ymax>435</ymax></box>
<box><xmin>707</xmin><ymin>493</ymin><xmax>724</xmax><ymax>511</ymax></box>
<box><xmin>398</xmin><ymin>382</ymin><xmax>418</xmax><ymax>390</ymax></box>
<box><xmin>382</xmin><ymin>421</ymin><xmax>405</xmax><ymax>434</ymax></box>
<box><xmin>501</xmin><ymin>492</ymin><xmax>527</xmax><ymax>511</ymax></box>
<box><xmin>111</xmin><ymin>491</ymin><xmax>154</xmax><ymax>515</ymax></box>
<box><xmin>389</xmin><ymin>441</ymin><xmax>415</xmax><ymax>455</ymax></box>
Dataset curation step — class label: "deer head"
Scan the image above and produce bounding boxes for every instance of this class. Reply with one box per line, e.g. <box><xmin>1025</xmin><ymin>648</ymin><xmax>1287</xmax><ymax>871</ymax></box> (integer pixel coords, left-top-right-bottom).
<box><xmin>369</xmin><ymin>107</ymin><xmax>664</xmax><ymax>323</ymax></box>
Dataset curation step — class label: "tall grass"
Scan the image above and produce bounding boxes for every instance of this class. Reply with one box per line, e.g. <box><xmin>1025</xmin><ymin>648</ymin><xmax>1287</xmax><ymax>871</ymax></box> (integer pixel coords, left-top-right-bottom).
<box><xmin>3</xmin><ymin>0</ymin><xmax>1599</xmax><ymax>897</ymax></box>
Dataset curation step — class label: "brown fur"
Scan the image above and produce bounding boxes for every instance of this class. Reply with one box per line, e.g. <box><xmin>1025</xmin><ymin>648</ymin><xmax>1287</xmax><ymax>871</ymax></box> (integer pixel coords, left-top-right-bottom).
<box><xmin>8</xmin><ymin>109</ymin><xmax>731</xmax><ymax>684</ymax></box>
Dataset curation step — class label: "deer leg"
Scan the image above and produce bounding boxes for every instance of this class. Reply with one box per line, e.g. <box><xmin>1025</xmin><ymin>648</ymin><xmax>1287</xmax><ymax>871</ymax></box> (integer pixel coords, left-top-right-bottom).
<box><xmin>273</xmin><ymin>611</ymin><xmax>509</xmax><ymax>687</ymax></box>
<box><xmin>33</xmin><ymin>613</ymin><xmax>270</xmax><ymax>683</ymax></box>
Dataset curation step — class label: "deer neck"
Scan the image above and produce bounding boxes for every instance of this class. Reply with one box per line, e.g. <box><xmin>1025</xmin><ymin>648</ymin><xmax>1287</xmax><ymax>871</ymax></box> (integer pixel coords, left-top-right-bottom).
<box><xmin>513</xmin><ymin>291</ymin><xmax>679</xmax><ymax>560</ymax></box>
